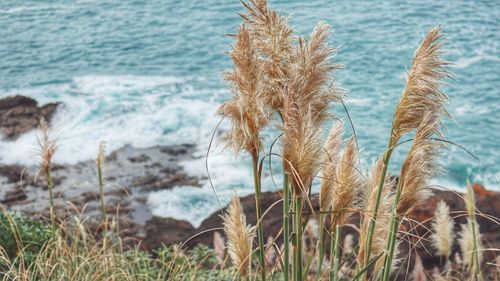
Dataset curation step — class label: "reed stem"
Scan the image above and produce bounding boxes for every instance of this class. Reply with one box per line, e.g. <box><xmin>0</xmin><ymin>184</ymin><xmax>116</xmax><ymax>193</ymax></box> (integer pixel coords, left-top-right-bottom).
<box><xmin>283</xmin><ymin>173</ymin><xmax>290</xmax><ymax>281</ymax></box>
<box><xmin>470</xmin><ymin>213</ymin><xmax>483</xmax><ymax>281</ymax></box>
<box><xmin>47</xmin><ymin>168</ymin><xmax>55</xmax><ymax>228</ymax></box>
<box><xmin>315</xmin><ymin>213</ymin><xmax>325</xmax><ymax>281</ymax></box>
<box><xmin>294</xmin><ymin>194</ymin><xmax>303</xmax><ymax>281</ymax></box>
<box><xmin>98</xmin><ymin>161</ymin><xmax>106</xmax><ymax>220</ymax></box>
<box><xmin>252</xmin><ymin>155</ymin><xmax>266</xmax><ymax>281</ymax></box>
<box><xmin>381</xmin><ymin>179</ymin><xmax>402</xmax><ymax>281</ymax></box>
<box><xmin>329</xmin><ymin>224</ymin><xmax>341</xmax><ymax>281</ymax></box>
<box><xmin>359</xmin><ymin>144</ymin><xmax>394</xmax><ymax>280</ymax></box>
<box><xmin>292</xmin><ymin>196</ymin><xmax>298</xmax><ymax>281</ymax></box>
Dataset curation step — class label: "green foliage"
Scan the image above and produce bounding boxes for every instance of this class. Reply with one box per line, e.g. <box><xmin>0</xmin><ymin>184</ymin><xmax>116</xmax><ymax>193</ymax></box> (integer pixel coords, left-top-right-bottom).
<box><xmin>0</xmin><ymin>211</ymin><xmax>53</xmax><ymax>269</ymax></box>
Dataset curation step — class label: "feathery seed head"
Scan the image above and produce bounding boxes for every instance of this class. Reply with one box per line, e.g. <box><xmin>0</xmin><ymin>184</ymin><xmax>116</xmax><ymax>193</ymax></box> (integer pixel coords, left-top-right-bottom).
<box><xmin>464</xmin><ymin>181</ymin><xmax>476</xmax><ymax>218</ymax></box>
<box><xmin>96</xmin><ymin>141</ymin><xmax>106</xmax><ymax>167</ymax></box>
<box><xmin>282</xmin><ymin>22</ymin><xmax>342</xmax><ymax>194</ymax></box>
<box><xmin>458</xmin><ymin>218</ymin><xmax>483</xmax><ymax>270</ymax></box>
<box><xmin>222</xmin><ymin>192</ymin><xmax>255</xmax><ymax>277</ymax></box>
<box><xmin>358</xmin><ymin>157</ymin><xmax>396</xmax><ymax>266</ymax></box>
<box><xmin>218</xmin><ymin>24</ymin><xmax>269</xmax><ymax>158</ymax></box>
<box><xmin>330</xmin><ymin>137</ymin><xmax>363</xmax><ymax>226</ymax></box>
<box><xmin>391</xmin><ymin>26</ymin><xmax>451</xmax><ymax>146</ymax></box>
<box><xmin>240</xmin><ymin>0</ymin><xmax>294</xmax><ymax>111</ymax></box>
<box><xmin>319</xmin><ymin>120</ymin><xmax>343</xmax><ymax>211</ymax></box>
<box><xmin>430</xmin><ymin>200</ymin><xmax>454</xmax><ymax>259</ymax></box>
<box><xmin>397</xmin><ymin>112</ymin><xmax>444</xmax><ymax>215</ymax></box>
<box><xmin>213</xmin><ymin>231</ymin><xmax>226</xmax><ymax>263</ymax></box>
<box><xmin>37</xmin><ymin>117</ymin><xmax>57</xmax><ymax>175</ymax></box>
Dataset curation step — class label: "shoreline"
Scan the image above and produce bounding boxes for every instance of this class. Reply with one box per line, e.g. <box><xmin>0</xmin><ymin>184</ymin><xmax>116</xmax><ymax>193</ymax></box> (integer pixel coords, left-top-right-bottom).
<box><xmin>0</xmin><ymin>95</ymin><xmax>498</xmax><ymax>279</ymax></box>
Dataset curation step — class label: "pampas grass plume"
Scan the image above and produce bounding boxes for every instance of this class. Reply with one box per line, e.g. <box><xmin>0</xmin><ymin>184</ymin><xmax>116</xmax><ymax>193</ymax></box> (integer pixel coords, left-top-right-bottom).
<box><xmin>431</xmin><ymin>200</ymin><xmax>454</xmax><ymax>259</ymax></box>
<box><xmin>458</xmin><ymin>218</ymin><xmax>483</xmax><ymax>269</ymax></box>
<box><xmin>319</xmin><ymin>120</ymin><xmax>343</xmax><ymax>211</ymax></box>
<box><xmin>37</xmin><ymin>117</ymin><xmax>56</xmax><ymax>176</ymax></box>
<box><xmin>222</xmin><ymin>192</ymin><xmax>255</xmax><ymax>277</ymax></box>
<box><xmin>391</xmin><ymin>26</ymin><xmax>450</xmax><ymax>146</ymax></box>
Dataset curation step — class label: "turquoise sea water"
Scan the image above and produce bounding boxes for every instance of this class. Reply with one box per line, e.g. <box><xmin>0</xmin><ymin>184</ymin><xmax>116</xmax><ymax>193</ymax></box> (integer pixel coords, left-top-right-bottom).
<box><xmin>0</xmin><ymin>0</ymin><xmax>498</xmax><ymax>225</ymax></box>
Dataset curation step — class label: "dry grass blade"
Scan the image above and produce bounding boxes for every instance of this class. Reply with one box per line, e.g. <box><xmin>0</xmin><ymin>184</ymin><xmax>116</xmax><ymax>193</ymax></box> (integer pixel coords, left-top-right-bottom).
<box><xmin>411</xmin><ymin>255</ymin><xmax>427</xmax><ymax>281</ymax></box>
<box><xmin>218</xmin><ymin>24</ymin><xmax>269</xmax><ymax>158</ymax></box>
<box><xmin>213</xmin><ymin>231</ymin><xmax>226</xmax><ymax>264</ymax></box>
<box><xmin>222</xmin><ymin>192</ymin><xmax>256</xmax><ymax>277</ymax></box>
<box><xmin>391</xmin><ymin>26</ymin><xmax>451</xmax><ymax>145</ymax></box>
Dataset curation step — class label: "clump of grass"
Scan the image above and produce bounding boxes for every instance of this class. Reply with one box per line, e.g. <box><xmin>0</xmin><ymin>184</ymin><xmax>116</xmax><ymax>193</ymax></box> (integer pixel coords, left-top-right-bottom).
<box><xmin>218</xmin><ymin>1</ymin><xmax>462</xmax><ymax>281</ymax></box>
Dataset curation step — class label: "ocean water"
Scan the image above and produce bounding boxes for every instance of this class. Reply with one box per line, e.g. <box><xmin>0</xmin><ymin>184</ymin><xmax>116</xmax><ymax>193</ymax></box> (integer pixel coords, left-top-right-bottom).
<box><xmin>0</xmin><ymin>0</ymin><xmax>498</xmax><ymax>226</ymax></box>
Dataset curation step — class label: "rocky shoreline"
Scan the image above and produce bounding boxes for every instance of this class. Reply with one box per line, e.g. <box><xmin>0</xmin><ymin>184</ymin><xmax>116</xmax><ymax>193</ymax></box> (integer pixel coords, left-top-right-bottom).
<box><xmin>0</xmin><ymin>95</ymin><xmax>499</xmax><ymax>277</ymax></box>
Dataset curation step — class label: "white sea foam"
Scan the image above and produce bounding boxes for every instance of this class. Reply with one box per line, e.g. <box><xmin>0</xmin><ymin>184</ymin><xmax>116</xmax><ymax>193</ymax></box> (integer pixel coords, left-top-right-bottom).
<box><xmin>0</xmin><ymin>74</ymin><xmax>271</xmax><ymax>225</ymax></box>
<box><xmin>1</xmin><ymin>74</ymin><xmax>497</xmax><ymax>228</ymax></box>
<box><xmin>0</xmin><ymin>75</ymin><xmax>222</xmax><ymax>166</ymax></box>
<box><xmin>453</xmin><ymin>55</ymin><xmax>500</xmax><ymax>69</ymax></box>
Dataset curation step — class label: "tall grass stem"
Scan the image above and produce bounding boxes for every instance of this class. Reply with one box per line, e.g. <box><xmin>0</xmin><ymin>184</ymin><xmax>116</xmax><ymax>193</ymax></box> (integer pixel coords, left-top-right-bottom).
<box><xmin>360</xmin><ymin>145</ymin><xmax>393</xmax><ymax>280</ymax></box>
<box><xmin>252</xmin><ymin>155</ymin><xmax>266</xmax><ymax>281</ymax></box>
<box><xmin>283</xmin><ymin>173</ymin><xmax>290</xmax><ymax>281</ymax></box>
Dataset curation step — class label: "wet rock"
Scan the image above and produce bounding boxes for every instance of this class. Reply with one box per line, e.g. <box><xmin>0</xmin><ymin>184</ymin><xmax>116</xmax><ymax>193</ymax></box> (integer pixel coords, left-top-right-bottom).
<box><xmin>0</xmin><ymin>164</ymin><xmax>27</xmax><ymax>183</ymax></box>
<box><xmin>1</xmin><ymin>185</ymin><xmax>27</xmax><ymax>204</ymax></box>
<box><xmin>128</xmin><ymin>154</ymin><xmax>151</xmax><ymax>163</ymax></box>
<box><xmin>0</xmin><ymin>95</ymin><xmax>60</xmax><ymax>140</ymax></box>
<box><xmin>0</xmin><ymin>142</ymin><xmax>201</xmax><ymax>249</ymax></box>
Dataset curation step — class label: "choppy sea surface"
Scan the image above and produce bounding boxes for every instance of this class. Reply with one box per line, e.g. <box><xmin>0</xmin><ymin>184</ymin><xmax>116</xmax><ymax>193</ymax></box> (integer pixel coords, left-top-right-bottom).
<box><xmin>1</xmin><ymin>0</ymin><xmax>498</xmax><ymax>226</ymax></box>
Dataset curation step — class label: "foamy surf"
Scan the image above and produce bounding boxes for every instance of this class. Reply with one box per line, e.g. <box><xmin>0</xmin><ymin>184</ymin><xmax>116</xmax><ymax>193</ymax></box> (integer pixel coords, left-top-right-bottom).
<box><xmin>0</xmin><ymin>73</ymin><xmax>498</xmax><ymax>227</ymax></box>
<box><xmin>0</xmin><ymin>75</ymin><xmax>226</xmax><ymax>166</ymax></box>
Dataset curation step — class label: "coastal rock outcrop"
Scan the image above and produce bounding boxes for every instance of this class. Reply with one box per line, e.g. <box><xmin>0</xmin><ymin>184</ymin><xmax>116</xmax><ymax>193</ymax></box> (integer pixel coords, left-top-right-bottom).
<box><xmin>0</xmin><ymin>144</ymin><xmax>202</xmax><ymax>241</ymax></box>
<box><xmin>0</xmin><ymin>95</ymin><xmax>60</xmax><ymax>140</ymax></box>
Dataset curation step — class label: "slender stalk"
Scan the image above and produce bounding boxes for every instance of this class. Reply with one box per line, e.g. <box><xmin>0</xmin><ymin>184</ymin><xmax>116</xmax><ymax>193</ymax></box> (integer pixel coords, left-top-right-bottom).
<box><xmin>292</xmin><ymin>196</ymin><xmax>298</xmax><ymax>281</ymax></box>
<box><xmin>329</xmin><ymin>224</ymin><xmax>341</xmax><ymax>281</ymax></box>
<box><xmin>283</xmin><ymin>173</ymin><xmax>290</xmax><ymax>281</ymax></box>
<box><xmin>359</xmin><ymin>143</ymin><xmax>394</xmax><ymax>280</ymax></box>
<box><xmin>47</xmin><ymin>168</ymin><xmax>55</xmax><ymax>228</ymax></box>
<box><xmin>98</xmin><ymin>161</ymin><xmax>106</xmax><ymax>220</ymax></box>
<box><xmin>470</xmin><ymin>214</ymin><xmax>483</xmax><ymax>281</ymax></box>
<box><xmin>315</xmin><ymin>213</ymin><xmax>325</xmax><ymax>281</ymax></box>
<box><xmin>294</xmin><ymin>195</ymin><xmax>303</xmax><ymax>281</ymax></box>
<box><xmin>252</xmin><ymin>155</ymin><xmax>266</xmax><ymax>281</ymax></box>
<box><xmin>381</xmin><ymin>180</ymin><xmax>403</xmax><ymax>281</ymax></box>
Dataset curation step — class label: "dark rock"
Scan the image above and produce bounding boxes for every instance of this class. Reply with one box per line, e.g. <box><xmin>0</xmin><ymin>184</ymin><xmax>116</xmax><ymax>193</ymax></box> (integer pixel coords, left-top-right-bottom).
<box><xmin>0</xmin><ymin>165</ymin><xmax>26</xmax><ymax>183</ymax></box>
<box><xmin>1</xmin><ymin>185</ymin><xmax>27</xmax><ymax>204</ymax></box>
<box><xmin>0</xmin><ymin>95</ymin><xmax>60</xmax><ymax>140</ymax></box>
<box><xmin>142</xmin><ymin>217</ymin><xmax>195</xmax><ymax>250</ymax></box>
<box><xmin>142</xmin><ymin>185</ymin><xmax>499</xmax><ymax>279</ymax></box>
<box><xmin>160</xmin><ymin>144</ymin><xmax>194</xmax><ymax>156</ymax></box>
<box><xmin>128</xmin><ymin>154</ymin><xmax>151</xmax><ymax>163</ymax></box>
<box><xmin>186</xmin><ymin>191</ymin><xmax>287</xmax><ymax>248</ymax></box>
